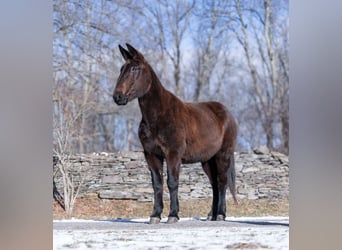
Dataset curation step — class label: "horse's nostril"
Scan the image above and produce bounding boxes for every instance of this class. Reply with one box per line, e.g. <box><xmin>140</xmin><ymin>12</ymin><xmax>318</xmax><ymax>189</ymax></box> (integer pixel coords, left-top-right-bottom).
<box><xmin>113</xmin><ymin>92</ymin><xmax>128</xmax><ymax>105</ymax></box>
<box><xmin>113</xmin><ymin>94</ymin><xmax>119</xmax><ymax>103</ymax></box>
<box><xmin>113</xmin><ymin>93</ymin><xmax>121</xmax><ymax>103</ymax></box>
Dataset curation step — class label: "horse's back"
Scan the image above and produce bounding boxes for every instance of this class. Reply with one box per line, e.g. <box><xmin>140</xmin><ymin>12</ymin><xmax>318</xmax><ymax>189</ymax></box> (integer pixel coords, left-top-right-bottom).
<box><xmin>187</xmin><ymin>101</ymin><xmax>235</xmax><ymax>131</ymax></box>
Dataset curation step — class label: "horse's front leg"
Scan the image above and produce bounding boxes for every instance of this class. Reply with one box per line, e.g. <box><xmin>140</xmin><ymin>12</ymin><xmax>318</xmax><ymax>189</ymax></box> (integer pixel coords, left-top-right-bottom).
<box><xmin>144</xmin><ymin>152</ymin><xmax>164</xmax><ymax>224</ymax></box>
<box><xmin>165</xmin><ymin>152</ymin><xmax>181</xmax><ymax>224</ymax></box>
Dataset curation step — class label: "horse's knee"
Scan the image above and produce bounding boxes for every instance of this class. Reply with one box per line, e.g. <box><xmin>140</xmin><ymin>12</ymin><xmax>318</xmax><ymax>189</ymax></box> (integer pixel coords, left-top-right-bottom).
<box><xmin>167</xmin><ymin>166</ymin><xmax>180</xmax><ymax>191</ymax></box>
<box><xmin>167</xmin><ymin>177</ymin><xmax>179</xmax><ymax>191</ymax></box>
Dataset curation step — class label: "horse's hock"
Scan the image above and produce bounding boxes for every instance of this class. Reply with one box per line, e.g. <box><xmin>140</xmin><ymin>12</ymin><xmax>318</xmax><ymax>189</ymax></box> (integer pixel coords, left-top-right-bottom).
<box><xmin>53</xmin><ymin>150</ymin><xmax>289</xmax><ymax>201</ymax></box>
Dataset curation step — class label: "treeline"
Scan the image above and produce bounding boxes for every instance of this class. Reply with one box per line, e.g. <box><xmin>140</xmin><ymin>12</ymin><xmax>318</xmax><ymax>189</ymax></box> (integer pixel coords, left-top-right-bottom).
<box><xmin>53</xmin><ymin>0</ymin><xmax>289</xmax><ymax>155</ymax></box>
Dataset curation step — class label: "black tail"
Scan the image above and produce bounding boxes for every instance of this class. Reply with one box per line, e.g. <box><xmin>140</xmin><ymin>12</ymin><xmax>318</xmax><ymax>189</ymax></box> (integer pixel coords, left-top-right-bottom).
<box><xmin>228</xmin><ymin>153</ymin><xmax>238</xmax><ymax>205</ymax></box>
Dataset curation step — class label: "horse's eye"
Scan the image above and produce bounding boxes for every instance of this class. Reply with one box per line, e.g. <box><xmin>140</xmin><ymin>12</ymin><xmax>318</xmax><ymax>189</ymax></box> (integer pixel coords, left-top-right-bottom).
<box><xmin>131</xmin><ymin>66</ymin><xmax>141</xmax><ymax>72</ymax></box>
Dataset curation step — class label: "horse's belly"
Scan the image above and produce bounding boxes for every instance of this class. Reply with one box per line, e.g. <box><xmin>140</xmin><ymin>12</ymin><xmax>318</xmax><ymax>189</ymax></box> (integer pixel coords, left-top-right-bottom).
<box><xmin>183</xmin><ymin>140</ymin><xmax>221</xmax><ymax>163</ymax></box>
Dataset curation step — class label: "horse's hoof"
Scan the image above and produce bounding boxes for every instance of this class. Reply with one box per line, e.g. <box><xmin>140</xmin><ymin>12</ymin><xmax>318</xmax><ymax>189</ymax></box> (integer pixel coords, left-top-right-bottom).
<box><xmin>216</xmin><ymin>214</ymin><xmax>225</xmax><ymax>221</ymax></box>
<box><xmin>166</xmin><ymin>217</ymin><xmax>179</xmax><ymax>224</ymax></box>
<box><xmin>207</xmin><ymin>215</ymin><xmax>213</xmax><ymax>221</ymax></box>
<box><xmin>149</xmin><ymin>217</ymin><xmax>161</xmax><ymax>224</ymax></box>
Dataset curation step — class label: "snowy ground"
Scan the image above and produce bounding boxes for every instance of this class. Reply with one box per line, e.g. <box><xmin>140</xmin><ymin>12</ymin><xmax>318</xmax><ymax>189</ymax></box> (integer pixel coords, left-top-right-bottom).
<box><xmin>53</xmin><ymin>216</ymin><xmax>289</xmax><ymax>249</ymax></box>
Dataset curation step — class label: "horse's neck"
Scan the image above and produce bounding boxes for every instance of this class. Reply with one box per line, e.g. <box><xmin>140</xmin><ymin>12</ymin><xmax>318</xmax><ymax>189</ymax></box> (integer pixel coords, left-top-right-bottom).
<box><xmin>138</xmin><ymin>69</ymin><xmax>174</xmax><ymax>123</ymax></box>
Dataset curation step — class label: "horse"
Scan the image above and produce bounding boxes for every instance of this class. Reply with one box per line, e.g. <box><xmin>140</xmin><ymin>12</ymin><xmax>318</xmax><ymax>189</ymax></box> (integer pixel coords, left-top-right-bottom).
<box><xmin>113</xmin><ymin>43</ymin><xmax>238</xmax><ymax>224</ymax></box>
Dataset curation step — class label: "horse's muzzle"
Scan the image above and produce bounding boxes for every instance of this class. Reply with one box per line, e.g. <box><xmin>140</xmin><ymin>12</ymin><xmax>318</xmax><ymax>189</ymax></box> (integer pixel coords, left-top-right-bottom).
<box><xmin>113</xmin><ymin>92</ymin><xmax>128</xmax><ymax>105</ymax></box>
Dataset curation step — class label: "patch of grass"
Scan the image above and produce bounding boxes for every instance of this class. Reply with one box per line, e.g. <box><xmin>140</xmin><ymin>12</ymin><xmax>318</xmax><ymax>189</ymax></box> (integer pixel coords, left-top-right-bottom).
<box><xmin>178</xmin><ymin>198</ymin><xmax>288</xmax><ymax>218</ymax></box>
<box><xmin>53</xmin><ymin>194</ymin><xmax>288</xmax><ymax>220</ymax></box>
<box><xmin>226</xmin><ymin>242</ymin><xmax>269</xmax><ymax>249</ymax></box>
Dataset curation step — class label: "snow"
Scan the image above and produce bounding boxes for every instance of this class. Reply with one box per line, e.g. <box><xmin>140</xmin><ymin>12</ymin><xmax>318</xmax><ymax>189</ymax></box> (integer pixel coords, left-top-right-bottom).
<box><xmin>54</xmin><ymin>217</ymin><xmax>289</xmax><ymax>250</ymax></box>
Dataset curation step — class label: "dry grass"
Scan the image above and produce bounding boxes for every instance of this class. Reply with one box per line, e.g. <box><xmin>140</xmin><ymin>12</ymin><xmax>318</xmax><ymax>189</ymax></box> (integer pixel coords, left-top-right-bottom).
<box><xmin>53</xmin><ymin>194</ymin><xmax>288</xmax><ymax>220</ymax></box>
<box><xmin>225</xmin><ymin>243</ymin><xmax>269</xmax><ymax>249</ymax></box>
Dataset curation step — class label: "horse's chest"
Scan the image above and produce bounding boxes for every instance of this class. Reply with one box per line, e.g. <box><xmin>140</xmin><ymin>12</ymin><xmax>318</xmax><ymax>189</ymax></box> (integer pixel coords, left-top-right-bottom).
<box><xmin>138</xmin><ymin>122</ymin><xmax>164</xmax><ymax>153</ymax></box>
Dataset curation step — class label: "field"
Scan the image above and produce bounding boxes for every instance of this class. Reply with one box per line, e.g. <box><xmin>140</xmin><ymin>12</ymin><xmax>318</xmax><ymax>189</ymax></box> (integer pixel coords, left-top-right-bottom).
<box><xmin>53</xmin><ymin>194</ymin><xmax>288</xmax><ymax>220</ymax></box>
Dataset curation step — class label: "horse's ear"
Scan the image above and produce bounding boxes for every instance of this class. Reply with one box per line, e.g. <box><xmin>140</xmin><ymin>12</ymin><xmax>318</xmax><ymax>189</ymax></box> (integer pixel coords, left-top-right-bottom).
<box><xmin>119</xmin><ymin>44</ymin><xmax>132</xmax><ymax>61</ymax></box>
<box><xmin>126</xmin><ymin>43</ymin><xmax>144</xmax><ymax>61</ymax></box>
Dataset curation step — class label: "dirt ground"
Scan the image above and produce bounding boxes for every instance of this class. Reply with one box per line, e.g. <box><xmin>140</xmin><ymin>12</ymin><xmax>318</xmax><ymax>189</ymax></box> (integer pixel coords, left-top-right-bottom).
<box><xmin>53</xmin><ymin>194</ymin><xmax>289</xmax><ymax>220</ymax></box>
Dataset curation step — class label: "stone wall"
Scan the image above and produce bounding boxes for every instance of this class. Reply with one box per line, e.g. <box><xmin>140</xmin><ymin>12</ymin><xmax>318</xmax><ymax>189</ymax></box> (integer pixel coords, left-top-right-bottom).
<box><xmin>53</xmin><ymin>151</ymin><xmax>289</xmax><ymax>201</ymax></box>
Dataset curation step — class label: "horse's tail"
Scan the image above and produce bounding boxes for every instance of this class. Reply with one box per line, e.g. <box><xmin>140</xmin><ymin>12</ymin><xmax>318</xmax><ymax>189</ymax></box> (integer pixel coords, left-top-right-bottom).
<box><xmin>228</xmin><ymin>153</ymin><xmax>238</xmax><ymax>205</ymax></box>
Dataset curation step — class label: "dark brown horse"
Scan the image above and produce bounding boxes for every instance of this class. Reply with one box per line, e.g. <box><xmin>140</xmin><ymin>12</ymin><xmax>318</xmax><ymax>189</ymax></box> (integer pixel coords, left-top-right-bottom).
<box><xmin>113</xmin><ymin>44</ymin><xmax>238</xmax><ymax>224</ymax></box>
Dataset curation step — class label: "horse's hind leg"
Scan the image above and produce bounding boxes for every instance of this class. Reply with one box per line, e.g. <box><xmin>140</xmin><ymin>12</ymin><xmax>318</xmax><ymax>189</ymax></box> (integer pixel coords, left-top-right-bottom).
<box><xmin>215</xmin><ymin>154</ymin><xmax>228</xmax><ymax>220</ymax></box>
<box><xmin>215</xmin><ymin>151</ymin><xmax>236</xmax><ymax>221</ymax></box>
<box><xmin>202</xmin><ymin>159</ymin><xmax>218</xmax><ymax>220</ymax></box>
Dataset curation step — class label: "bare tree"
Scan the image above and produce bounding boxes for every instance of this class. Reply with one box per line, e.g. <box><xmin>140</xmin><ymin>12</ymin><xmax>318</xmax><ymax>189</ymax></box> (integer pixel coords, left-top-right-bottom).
<box><xmin>232</xmin><ymin>0</ymin><xmax>288</xmax><ymax>152</ymax></box>
<box><xmin>53</xmin><ymin>0</ymin><xmax>127</xmax><ymax>213</ymax></box>
<box><xmin>191</xmin><ymin>0</ymin><xmax>235</xmax><ymax>102</ymax></box>
<box><xmin>277</xmin><ymin>13</ymin><xmax>289</xmax><ymax>154</ymax></box>
<box><xmin>138</xmin><ymin>0</ymin><xmax>195</xmax><ymax>97</ymax></box>
<box><xmin>53</xmin><ymin>0</ymin><xmax>126</xmax><ymax>153</ymax></box>
<box><xmin>53</xmin><ymin>96</ymin><xmax>86</xmax><ymax>215</ymax></box>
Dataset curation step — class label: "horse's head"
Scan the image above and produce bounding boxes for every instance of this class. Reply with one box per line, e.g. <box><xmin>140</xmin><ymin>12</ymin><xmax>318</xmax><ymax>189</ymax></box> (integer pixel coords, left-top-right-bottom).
<box><xmin>113</xmin><ymin>43</ymin><xmax>152</xmax><ymax>105</ymax></box>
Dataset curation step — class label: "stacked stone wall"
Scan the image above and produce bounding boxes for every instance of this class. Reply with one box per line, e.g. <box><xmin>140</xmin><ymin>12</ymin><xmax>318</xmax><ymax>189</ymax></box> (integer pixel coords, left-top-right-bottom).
<box><xmin>53</xmin><ymin>151</ymin><xmax>289</xmax><ymax>201</ymax></box>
